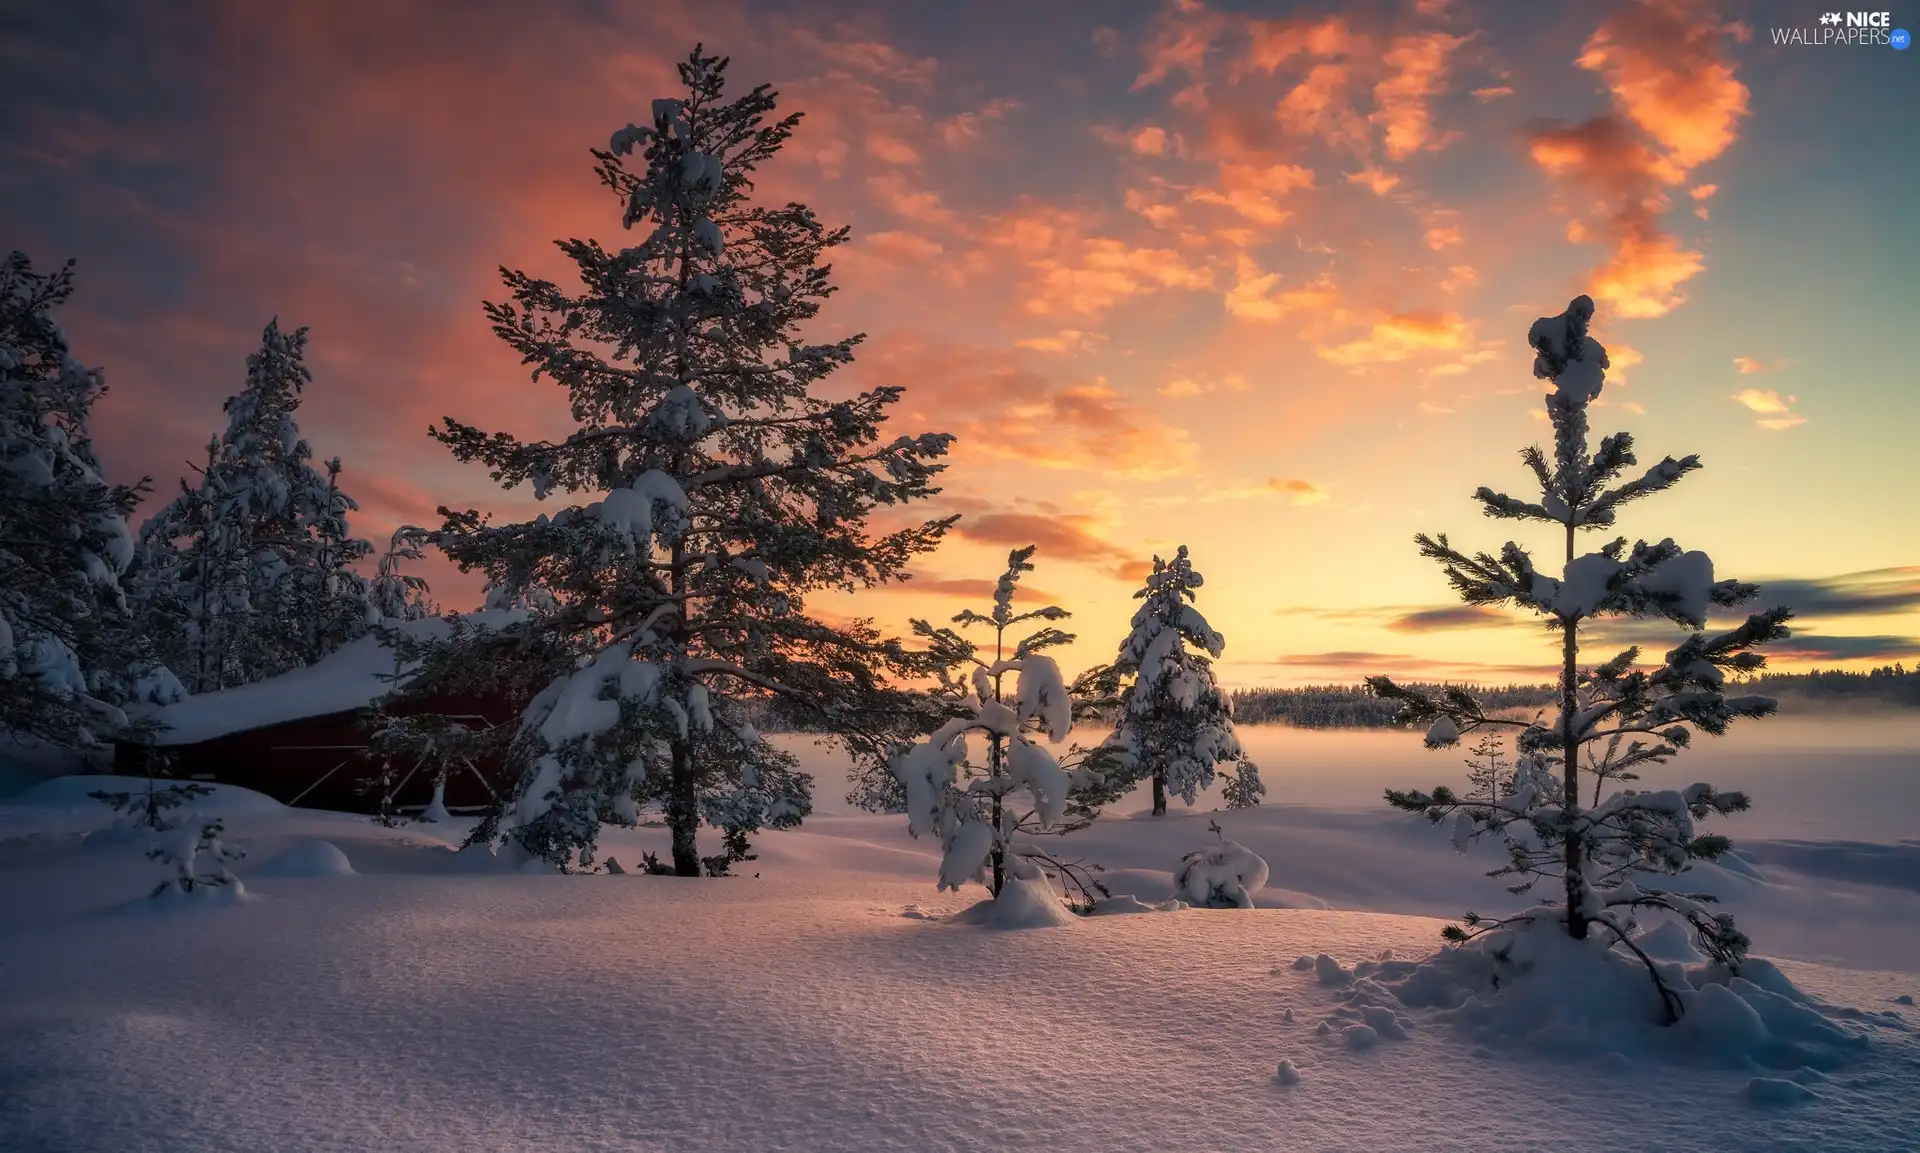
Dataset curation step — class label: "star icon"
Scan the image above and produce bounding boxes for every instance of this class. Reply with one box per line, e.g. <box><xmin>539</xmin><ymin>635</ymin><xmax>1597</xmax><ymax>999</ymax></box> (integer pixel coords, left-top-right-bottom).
<box><xmin>1821</xmin><ymin>11</ymin><xmax>1841</xmax><ymax>24</ymax></box>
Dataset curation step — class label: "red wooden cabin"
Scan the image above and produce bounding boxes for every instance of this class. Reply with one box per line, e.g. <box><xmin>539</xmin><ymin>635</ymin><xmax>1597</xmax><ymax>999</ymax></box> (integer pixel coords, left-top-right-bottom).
<box><xmin>115</xmin><ymin>615</ymin><xmax>526</xmax><ymax>815</ymax></box>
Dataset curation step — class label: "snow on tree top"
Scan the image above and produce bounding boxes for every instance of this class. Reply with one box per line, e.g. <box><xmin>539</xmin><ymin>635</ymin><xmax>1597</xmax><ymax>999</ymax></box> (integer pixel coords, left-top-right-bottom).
<box><xmin>1527</xmin><ymin>295</ymin><xmax>1608</xmax><ymax>404</ymax></box>
<box><xmin>133</xmin><ymin>611</ymin><xmax>525</xmax><ymax>746</ymax></box>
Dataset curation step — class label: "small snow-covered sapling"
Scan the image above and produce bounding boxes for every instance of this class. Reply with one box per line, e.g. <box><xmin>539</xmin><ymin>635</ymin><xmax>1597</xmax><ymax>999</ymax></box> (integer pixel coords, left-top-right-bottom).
<box><xmin>1370</xmin><ymin>294</ymin><xmax>1792</xmax><ymax>1022</ymax></box>
<box><xmin>1099</xmin><ymin>546</ymin><xmax>1264</xmax><ymax>815</ymax></box>
<box><xmin>90</xmin><ymin>766</ymin><xmax>212</xmax><ymax>833</ymax></box>
<box><xmin>148</xmin><ymin>817</ymin><xmax>245</xmax><ymax>897</ymax></box>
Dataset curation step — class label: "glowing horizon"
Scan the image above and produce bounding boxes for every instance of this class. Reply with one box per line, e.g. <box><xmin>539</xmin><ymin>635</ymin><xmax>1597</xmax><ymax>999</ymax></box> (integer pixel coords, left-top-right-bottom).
<box><xmin>4</xmin><ymin>0</ymin><xmax>1915</xmax><ymax>688</ymax></box>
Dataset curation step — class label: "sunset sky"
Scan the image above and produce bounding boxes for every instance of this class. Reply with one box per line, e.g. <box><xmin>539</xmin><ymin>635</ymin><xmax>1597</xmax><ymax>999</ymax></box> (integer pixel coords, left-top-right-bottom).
<box><xmin>4</xmin><ymin>0</ymin><xmax>1916</xmax><ymax>687</ymax></box>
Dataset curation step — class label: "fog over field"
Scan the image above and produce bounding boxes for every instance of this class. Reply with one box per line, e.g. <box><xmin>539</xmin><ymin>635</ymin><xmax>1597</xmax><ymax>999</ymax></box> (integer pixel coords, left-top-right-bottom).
<box><xmin>784</xmin><ymin>713</ymin><xmax>1920</xmax><ymax>842</ymax></box>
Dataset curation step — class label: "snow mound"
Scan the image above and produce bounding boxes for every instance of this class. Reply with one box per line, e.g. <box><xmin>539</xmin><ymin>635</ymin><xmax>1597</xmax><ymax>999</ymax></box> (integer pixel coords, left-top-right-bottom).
<box><xmin>7</xmin><ymin>775</ymin><xmax>286</xmax><ymax>816</ymax></box>
<box><xmin>1089</xmin><ymin>894</ymin><xmax>1186</xmax><ymax>916</ymax></box>
<box><xmin>1743</xmin><ymin>1076</ymin><xmax>1818</xmax><ymax>1106</ymax></box>
<box><xmin>1173</xmin><ymin>838</ymin><xmax>1269</xmax><ymax>908</ymax></box>
<box><xmin>443</xmin><ymin>838</ymin><xmax>558</xmax><ymax>875</ymax></box>
<box><xmin>1322</xmin><ymin>914</ymin><xmax>1886</xmax><ymax>1071</ymax></box>
<box><xmin>122</xmin><ymin>879</ymin><xmax>255</xmax><ymax>914</ymax></box>
<box><xmin>250</xmin><ymin>840</ymin><xmax>357</xmax><ymax>879</ymax></box>
<box><xmin>949</xmin><ymin>875</ymin><xmax>1078</xmax><ymax>929</ymax></box>
<box><xmin>80</xmin><ymin>820</ymin><xmax>172</xmax><ymax>851</ymax></box>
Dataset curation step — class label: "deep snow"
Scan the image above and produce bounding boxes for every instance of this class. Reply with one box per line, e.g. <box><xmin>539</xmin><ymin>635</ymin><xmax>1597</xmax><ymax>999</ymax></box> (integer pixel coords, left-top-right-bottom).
<box><xmin>3</xmin><ymin>741</ymin><xmax>1919</xmax><ymax>1152</ymax></box>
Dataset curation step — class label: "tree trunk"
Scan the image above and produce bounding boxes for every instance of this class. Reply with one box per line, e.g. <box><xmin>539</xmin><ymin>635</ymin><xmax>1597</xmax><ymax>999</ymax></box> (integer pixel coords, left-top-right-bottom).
<box><xmin>990</xmin><ymin>793</ymin><xmax>1004</xmax><ymax>896</ymax></box>
<box><xmin>1152</xmin><ymin>771</ymin><xmax>1167</xmax><ymax>817</ymax></box>
<box><xmin>1561</xmin><ymin>521</ymin><xmax>1587</xmax><ymax>940</ymax></box>
<box><xmin>668</xmin><ymin>737</ymin><xmax>701</xmax><ymax>876</ymax></box>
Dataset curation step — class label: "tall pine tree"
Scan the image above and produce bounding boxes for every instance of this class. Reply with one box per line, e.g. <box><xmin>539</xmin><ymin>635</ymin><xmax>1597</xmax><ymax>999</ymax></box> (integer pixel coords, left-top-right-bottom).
<box><xmin>133</xmin><ymin>320</ymin><xmax>372</xmax><ymax>692</ymax></box>
<box><xmin>0</xmin><ymin>252</ymin><xmax>152</xmax><ymax>747</ymax></box>
<box><xmin>416</xmin><ymin>48</ymin><xmax>955</xmax><ymax>875</ymax></box>
<box><xmin>1371</xmin><ymin>295</ymin><xmax>1790</xmax><ymax>1003</ymax></box>
<box><xmin>1102</xmin><ymin>546</ymin><xmax>1263</xmax><ymax>815</ymax></box>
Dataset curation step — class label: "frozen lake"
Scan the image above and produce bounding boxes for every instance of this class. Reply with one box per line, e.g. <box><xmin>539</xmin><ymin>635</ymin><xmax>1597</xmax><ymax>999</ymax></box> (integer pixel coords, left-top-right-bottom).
<box><xmin>785</xmin><ymin>712</ymin><xmax>1920</xmax><ymax>842</ymax></box>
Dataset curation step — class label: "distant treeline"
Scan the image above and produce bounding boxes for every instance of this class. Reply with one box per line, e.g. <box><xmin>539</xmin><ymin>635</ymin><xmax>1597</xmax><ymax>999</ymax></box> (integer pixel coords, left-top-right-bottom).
<box><xmin>1229</xmin><ymin>683</ymin><xmax>1560</xmax><ymax>729</ymax></box>
<box><xmin>1229</xmin><ymin>665</ymin><xmax>1920</xmax><ymax>728</ymax></box>
<box><xmin>739</xmin><ymin>667</ymin><xmax>1920</xmax><ymax>735</ymax></box>
<box><xmin>1746</xmin><ymin>665</ymin><xmax>1920</xmax><ymax>707</ymax></box>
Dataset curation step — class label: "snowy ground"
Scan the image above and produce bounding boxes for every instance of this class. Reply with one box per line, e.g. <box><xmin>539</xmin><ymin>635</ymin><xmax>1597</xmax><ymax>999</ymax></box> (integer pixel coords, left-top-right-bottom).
<box><xmin>3</xmin><ymin>729</ymin><xmax>1919</xmax><ymax>1153</ymax></box>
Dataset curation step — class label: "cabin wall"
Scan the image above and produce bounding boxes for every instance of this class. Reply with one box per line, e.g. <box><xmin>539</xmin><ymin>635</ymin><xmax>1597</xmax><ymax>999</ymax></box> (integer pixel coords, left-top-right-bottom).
<box><xmin>122</xmin><ymin>694</ymin><xmax>520</xmax><ymax>815</ymax></box>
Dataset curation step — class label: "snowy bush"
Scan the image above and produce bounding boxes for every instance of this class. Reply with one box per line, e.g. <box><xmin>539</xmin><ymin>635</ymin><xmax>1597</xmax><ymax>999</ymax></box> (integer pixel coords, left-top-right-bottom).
<box><xmin>891</xmin><ymin>546</ymin><xmax>1115</xmax><ymax>908</ymax></box>
<box><xmin>1323</xmin><ymin>913</ymin><xmax>1874</xmax><ymax>1071</ymax></box>
<box><xmin>402</xmin><ymin>48</ymin><xmax>953</xmax><ymax>874</ymax></box>
<box><xmin>364</xmin><ymin>711</ymin><xmax>483</xmax><ymax>826</ymax></box>
<box><xmin>132</xmin><ymin>320</ymin><xmax>375</xmax><ymax>692</ymax></box>
<box><xmin>367</xmin><ymin>527</ymin><xmax>435</xmax><ymax>624</ymax></box>
<box><xmin>0</xmin><ymin>251</ymin><xmax>150</xmax><ymax>748</ymax></box>
<box><xmin>1173</xmin><ymin>822</ymin><xmax>1269</xmax><ymax>908</ymax></box>
<box><xmin>147</xmin><ymin>816</ymin><xmax>245</xmax><ymax>899</ymax></box>
<box><xmin>1100</xmin><ymin>546</ymin><xmax>1263</xmax><ymax>815</ymax></box>
<box><xmin>1369</xmin><ymin>295</ymin><xmax>1791</xmax><ymax>1021</ymax></box>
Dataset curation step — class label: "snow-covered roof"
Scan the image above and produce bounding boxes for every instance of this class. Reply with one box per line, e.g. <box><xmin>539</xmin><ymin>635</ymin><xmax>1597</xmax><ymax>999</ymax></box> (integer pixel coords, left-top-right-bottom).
<box><xmin>136</xmin><ymin>611</ymin><xmax>523</xmax><ymax>746</ymax></box>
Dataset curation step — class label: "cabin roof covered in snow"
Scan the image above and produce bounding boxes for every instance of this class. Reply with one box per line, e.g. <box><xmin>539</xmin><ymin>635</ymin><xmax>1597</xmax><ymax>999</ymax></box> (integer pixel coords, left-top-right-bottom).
<box><xmin>135</xmin><ymin>611</ymin><xmax>523</xmax><ymax>746</ymax></box>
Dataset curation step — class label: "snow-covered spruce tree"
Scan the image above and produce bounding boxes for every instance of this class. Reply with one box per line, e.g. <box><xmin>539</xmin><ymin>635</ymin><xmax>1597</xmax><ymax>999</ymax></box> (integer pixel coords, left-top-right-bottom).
<box><xmin>365</xmin><ymin>711</ymin><xmax>475</xmax><ymax>824</ymax></box>
<box><xmin>1173</xmin><ymin>819</ymin><xmax>1271</xmax><ymax>908</ymax></box>
<box><xmin>414</xmin><ymin>48</ymin><xmax>955</xmax><ymax>875</ymax></box>
<box><xmin>133</xmin><ymin>320</ymin><xmax>372</xmax><ymax>692</ymax></box>
<box><xmin>1463</xmin><ymin>732</ymin><xmax>1512</xmax><ymax>815</ymax></box>
<box><xmin>147</xmin><ymin>815</ymin><xmax>245</xmax><ymax>899</ymax></box>
<box><xmin>367</xmin><ymin>526</ymin><xmax>435</xmax><ymax>624</ymax></box>
<box><xmin>1369</xmin><ymin>295</ymin><xmax>1792</xmax><ymax>1016</ymax></box>
<box><xmin>891</xmin><ymin>546</ymin><xmax>1115</xmax><ymax>906</ymax></box>
<box><xmin>90</xmin><ymin>753</ymin><xmax>213</xmax><ymax>834</ymax></box>
<box><xmin>0</xmin><ymin>251</ymin><xmax>154</xmax><ymax>747</ymax></box>
<box><xmin>1102</xmin><ymin>545</ymin><xmax>1262</xmax><ymax>815</ymax></box>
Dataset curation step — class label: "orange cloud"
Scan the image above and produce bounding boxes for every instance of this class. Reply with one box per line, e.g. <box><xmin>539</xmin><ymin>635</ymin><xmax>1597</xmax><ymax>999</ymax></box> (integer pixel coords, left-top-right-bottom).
<box><xmin>1320</xmin><ymin>311</ymin><xmax>1471</xmax><ymax>366</ymax></box>
<box><xmin>1130</xmin><ymin>125</ymin><xmax>1172</xmax><ymax>155</ymax></box>
<box><xmin>1016</xmin><ymin>330</ymin><xmax>1107</xmax><ymax>355</ymax></box>
<box><xmin>1189</xmin><ymin>161</ymin><xmax>1316</xmax><ymax>224</ymax></box>
<box><xmin>1223</xmin><ymin>255</ymin><xmax>1345</xmax><ymax>324</ymax></box>
<box><xmin>940</xmin><ymin>98</ymin><xmax>1021</xmax><ymax>147</ymax></box>
<box><xmin>1277</xmin><ymin>62</ymin><xmax>1367</xmax><ymax>152</ymax></box>
<box><xmin>1373</xmin><ymin>32</ymin><xmax>1465</xmax><ymax>158</ymax></box>
<box><xmin>1527</xmin><ymin>116</ymin><xmax>1701</xmax><ymax>318</ymax></box>
<box><xmin>1157</xmin><ymin>371</ymin><xmax>1248</xmax><ymax>398</ymax></box>
<box><xmin>986</xmin><ymin>204</ymin><xmax>1213</xmax><ymax>317</ymax></box>
<box><xmin>1731</xmin><ymin>388</ymin><xmax>1807</xmax><ymax>429</ymax></box>
<box><xmin>1269</xmin><ymin>477</ymin><xmax>1329</xmax><ymax>505</ymax></box>
<box><xmin>1245</xmin><ymin>13</ymin><xmax>1356</xmax><ymax>70</ymax></box>
<box><xmin>1528</xmin><ymin>0</ymin><xmax>1749</xmax><ymax>319</ymax></box>
<box><xmin>859</xmin><ymin>230</ymin><xmax>945</xmax><ymax>263</ymax></box>
<box><xmin>1732</xmin><ymin>356</ymin><xmax>1793</xmax><ymax>374</ymax></box>
<box><xmin>1606</xmin><ymin>343</ymin><xmax>1646</xmax><ymax>383</ymax></box>
<box><xmin>952</xmin><ymin>511</ymin><xmax>1142</xmax><ymax>581</ymax></box>
<box><xmin>866</xmin><ymin>339</ymin><xmax>1198</xmax><ymax>480</ymax></box>
<box><xmin>1576</xmin><ymin>0</ymin><xmax>1749</xmax><ymax>171</ymax></box>
<box><xmin>1346</xmin><ymin>167</ymin><xmax>1400</xmax><ymax>196</ymax></box>
<box><xmin>879</xmin><ymin>575</ymin><xmax>1059</xmax><ymax>601</ymax></box>
<box><xmin>1133</xmin><ymin>0</ymin><xmax>1230</xmax><ymax>107</ymax></box>
<box><xmin>787</xmin><ymin>25</ymin><xmax>938</xmax><ymax>87</ymax></box>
